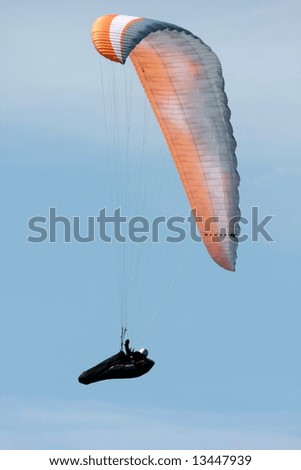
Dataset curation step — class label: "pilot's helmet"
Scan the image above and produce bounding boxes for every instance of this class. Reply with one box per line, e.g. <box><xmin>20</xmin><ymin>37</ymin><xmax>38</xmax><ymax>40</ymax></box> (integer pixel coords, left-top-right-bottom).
<box><xmin>139</xmin><ymin>348</ymin><xmax>148</xmax><ymax>357</ymax></box>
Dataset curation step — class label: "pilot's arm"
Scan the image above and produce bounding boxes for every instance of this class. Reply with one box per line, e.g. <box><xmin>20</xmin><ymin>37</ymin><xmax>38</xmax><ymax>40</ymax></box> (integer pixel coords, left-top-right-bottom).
<box><xmin>125</xmin><ymin>339</ymin><xmax>132</xmax><ymax>356</ymax></box>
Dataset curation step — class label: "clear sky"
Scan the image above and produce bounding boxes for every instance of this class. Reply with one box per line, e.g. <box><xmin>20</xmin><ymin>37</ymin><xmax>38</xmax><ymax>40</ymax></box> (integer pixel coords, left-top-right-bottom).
<box><xmin>0</xmin><ymin>0</ymin><xmax>300</xmax><ymax>450</ymax></box>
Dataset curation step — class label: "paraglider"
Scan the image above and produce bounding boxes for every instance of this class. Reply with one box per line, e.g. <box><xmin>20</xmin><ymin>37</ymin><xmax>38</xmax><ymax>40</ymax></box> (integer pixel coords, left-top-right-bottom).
<box><xmin>78</xmin><ymin>13</ymin><xmax>240</xmax><ymax>384</ymax></box>
<box><xmin>78</xmin><ymin>339</ymin><xmax>155</xmax><ymax>385</ymax></box>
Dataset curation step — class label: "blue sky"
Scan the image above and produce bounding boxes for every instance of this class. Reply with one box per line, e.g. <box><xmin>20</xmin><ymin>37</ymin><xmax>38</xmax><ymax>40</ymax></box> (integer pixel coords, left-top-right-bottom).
<box><xmin>0</xmin><ymin>0</ymin><xmax>301</xmax><ymax>450</ymax></box>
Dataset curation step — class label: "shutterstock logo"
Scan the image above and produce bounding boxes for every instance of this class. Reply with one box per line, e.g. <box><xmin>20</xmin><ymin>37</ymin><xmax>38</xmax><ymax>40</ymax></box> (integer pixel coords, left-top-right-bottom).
<box><xmin>27</xmin><ymin>207</ymin><xmax>274</xmax><ymax>244</ymax></box>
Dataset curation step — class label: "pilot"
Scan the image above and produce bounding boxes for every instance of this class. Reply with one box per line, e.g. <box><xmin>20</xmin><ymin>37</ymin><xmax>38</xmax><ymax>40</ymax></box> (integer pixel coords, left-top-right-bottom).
<box><xmin>124</xmin><ymin>339</ymin><xmax>148</xmax><ymax>362</ymax></box>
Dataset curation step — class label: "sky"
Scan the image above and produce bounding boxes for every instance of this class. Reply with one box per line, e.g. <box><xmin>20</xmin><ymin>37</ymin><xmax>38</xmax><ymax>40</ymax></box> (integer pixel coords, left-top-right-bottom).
<box><xmin>1</xmin><ymin>0</ymin><xmax>301</xmax><ymax>450</ymax></box>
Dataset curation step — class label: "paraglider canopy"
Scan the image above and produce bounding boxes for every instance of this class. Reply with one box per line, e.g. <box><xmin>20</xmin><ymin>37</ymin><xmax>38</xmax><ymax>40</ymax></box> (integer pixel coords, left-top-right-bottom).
<box><xmin>91</xmin><ymin>14</ymin><xmax>240</xmax><ymax>271</ymax></box>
